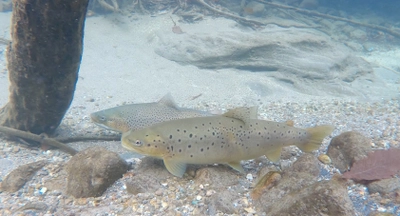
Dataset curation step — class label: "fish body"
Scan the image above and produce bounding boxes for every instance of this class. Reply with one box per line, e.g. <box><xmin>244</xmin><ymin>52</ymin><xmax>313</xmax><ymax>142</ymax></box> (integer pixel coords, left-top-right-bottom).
<box><xmin>121</xmin><ymin>107</ymin><xmax>334</xmax><ymax>177</ymax></box>
<box><xmin>90</xmin><ymin>94</ymin><xmax>211</xmax><ymax>133</ymax></box>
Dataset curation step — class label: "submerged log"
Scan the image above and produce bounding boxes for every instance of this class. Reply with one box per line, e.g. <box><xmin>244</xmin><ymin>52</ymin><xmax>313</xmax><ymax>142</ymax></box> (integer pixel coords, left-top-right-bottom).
<box><xmin>0</xmin><ymin>0</ymin><xmax>89</xmax><ymax>135</ymax></box>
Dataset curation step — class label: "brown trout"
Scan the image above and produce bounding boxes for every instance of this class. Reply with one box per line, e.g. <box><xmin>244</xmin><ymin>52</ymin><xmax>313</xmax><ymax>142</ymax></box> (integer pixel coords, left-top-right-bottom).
<box><xmin>121</xmin><ymin>107</ymin><xmax>334</xmax><ymax>177</ymax></box>
<box><xmin>90</xmin><ymin>94</ymin><xmax>211</xmax><ymax>133</ymax></box>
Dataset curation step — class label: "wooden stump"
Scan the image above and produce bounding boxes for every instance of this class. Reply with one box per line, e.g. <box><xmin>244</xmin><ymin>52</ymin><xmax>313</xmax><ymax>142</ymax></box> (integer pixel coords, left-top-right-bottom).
<box><xmin>0</xmin><ymin>0</ymin><xmax>89</xmax><ymax>135</ymax></box>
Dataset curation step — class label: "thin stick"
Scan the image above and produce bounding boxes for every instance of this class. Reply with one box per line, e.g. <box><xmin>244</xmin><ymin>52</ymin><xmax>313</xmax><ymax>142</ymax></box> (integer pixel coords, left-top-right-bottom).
<box><xmin>55</xmin><ymin>135</ymin><xmax>121</xmax><ymax>143</ymax></box>
<box><xmin>0</xmin><ymin>125</ymin><xmax>78</xmax><ymax>155</ymax></box>
<box><xmin>254</xmin><ymin>0</ymin><xmax>400</xmax><ymax>38</ymax></box>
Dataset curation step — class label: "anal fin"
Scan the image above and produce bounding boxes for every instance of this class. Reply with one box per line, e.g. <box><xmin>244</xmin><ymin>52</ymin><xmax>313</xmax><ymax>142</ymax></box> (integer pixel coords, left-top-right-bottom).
<box><xmin>265</xmin><ymin>147</ymin><xmax>282</xmax><ymax>162</ymax></box>
<box><xmin>227</xmin><ymin>161</ymin><xmax>245</xmax><ymax>173</ymax></box>
<box><xmin>163</xmin><ymin>159</ymin><xmax>187</xmax><ymax>178</ymax></box>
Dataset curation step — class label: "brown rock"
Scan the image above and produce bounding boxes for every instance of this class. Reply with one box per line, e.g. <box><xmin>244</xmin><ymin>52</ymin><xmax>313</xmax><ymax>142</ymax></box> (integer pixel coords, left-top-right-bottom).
<box><xmin>205</xmin><ymin>190</ymin><xmax>239</xmax><ymax>214</ymax></box>
<box><xmin>66</xmin><ymin>147</ymin><xmax>128</xmax><ymax>198</ymax></box>
<box><xmin>255</xmin><ymin>154</ymin><xmax>320</xmax><ymax>211</ymax></box>
<box><xmin>367</xmin><ymin>178</ymin><xmax>400</xmax><ymax>195</ymax></box>
<box><xmin>266</xmin><ymin>178</ymin><xmax>355</xmax><ymax>215</ymax></box>
<box><xmin>1</xmin><ymin>160</ymin><xmax>48</xmax><ymax>193</ymax></box>
<box><xmin>195</xmin><ymin>166</ymin><xmax>240</xmax><ymax>189</ymax></box>
<box><xmin>124</xmin><ymin>157</ymin><xmax>169</xmax><ymax>195</ymax></box>
<box><xmin>327</xmin><ymin>131</ymin><xmax>372</xmax><ymax>172</ymax></box>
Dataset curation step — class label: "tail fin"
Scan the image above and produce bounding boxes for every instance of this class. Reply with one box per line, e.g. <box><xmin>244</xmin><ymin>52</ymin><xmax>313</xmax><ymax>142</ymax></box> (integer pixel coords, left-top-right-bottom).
<box><xmin>297</xmin><ymin>125</ymin><xmax>335</xmax><ymax>152</ymax></box>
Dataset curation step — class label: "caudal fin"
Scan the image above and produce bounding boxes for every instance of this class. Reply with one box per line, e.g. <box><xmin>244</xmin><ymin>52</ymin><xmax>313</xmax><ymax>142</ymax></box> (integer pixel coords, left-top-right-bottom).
<box><xmin>297</xmin><ymin>125</ymin><xmax>335</xmax><ymax>152</ymax></box>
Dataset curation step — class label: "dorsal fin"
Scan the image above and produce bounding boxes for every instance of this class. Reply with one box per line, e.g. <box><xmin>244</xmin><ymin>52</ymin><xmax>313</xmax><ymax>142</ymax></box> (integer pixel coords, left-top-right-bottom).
<box><xmin>222</xmin><ymin>106</ymin><xmax>258</xmax><ymax>124</ymax></box>
<box><xmin>158</xmin><ymin>93</ymin><xmax>178</xmax><ymax>109</ymax></box>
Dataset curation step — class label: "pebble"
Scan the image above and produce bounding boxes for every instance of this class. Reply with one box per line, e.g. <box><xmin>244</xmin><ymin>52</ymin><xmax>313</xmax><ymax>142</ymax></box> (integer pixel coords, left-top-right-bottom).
<box><xmin>206</xmin><ymin>190</ymin><xmax>215</xmax><ymax>197</ymax></box>
<box><xmin>246</xmin><ymin>173</ymin><xmax>253</xmax><ymax>181</ymax></box>
<box><xmin>318</xmin><ymin>154</ymin><xmax>332</xmax><ymax>164</ymax></box>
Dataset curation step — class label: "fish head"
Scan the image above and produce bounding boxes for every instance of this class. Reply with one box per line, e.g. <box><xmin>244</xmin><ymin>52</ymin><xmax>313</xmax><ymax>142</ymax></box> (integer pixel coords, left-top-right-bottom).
<box><xmin>121</xmin><ymin>128</ymin><xmax>167</xmax><ymax>158</ymax></box>
<box><xmin>90</xmin><ymin>109</ymin><xmax>129</xmax><ymax>132</ymax></box>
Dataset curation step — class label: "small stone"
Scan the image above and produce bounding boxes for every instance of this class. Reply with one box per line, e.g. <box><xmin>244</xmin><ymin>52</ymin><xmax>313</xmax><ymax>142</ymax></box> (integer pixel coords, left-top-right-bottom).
<box><xmin>318</xmin><ymin>154</ymin><xmax>332</xmax><ymax>164</ymax></box>
<box><xmin>206</xmin><ymin>190</ymin><xmax>215</xmax><ymax>197</ymax></box>
<box><xmin>196</xmin><ymin>195</ymin><xmax>202</xmax><ymax>201</ymax></box>
<box><xmin>39</xmin><ymin>187</ymin><xmax>47</xmax><ymax>195</ymax></box>
<box><xmin>246</xmin><ymin>173</ymin><xmax>253</xmax><ymax>181</ymax></box>
<box><xmin>155</xmin><ymin>189</ymin><xmax>163</xmax><ymax>196</ymax></box>
<box><xmin>12</xmin><ymin>146</ymin><xmax>20</xmax><ymax>153</ymax></box>
<box><xmin>161</xmin><ymin>201</ymin><xmax>168</xmax><ymax>208</ymax></box>
<box><xmin>244</xmin><ymin>207</ymin><xmax>257</xmax><ymax>213</ymax></box>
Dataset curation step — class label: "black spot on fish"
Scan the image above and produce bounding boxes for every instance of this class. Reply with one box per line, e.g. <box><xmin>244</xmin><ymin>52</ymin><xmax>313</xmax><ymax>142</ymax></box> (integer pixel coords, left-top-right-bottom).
<box><xmin>167</xmin><ymin>147</ymin><xmax>169</xmax><ymax>149</ymax></box>
<box><xmin>188</xmin><ymin>145</ymin><xmax>192</xmax><ymax>148</ymax></box>
<box><xmin>240</xmin><ymin>125</ymin><xmax>243</xmax><ymax>128</ymax></box>
<box><xmin>267</xmin><ymin>137</ymin><xmax>270</xmax><ymax>140</ymax></box>
<box><xmin>258</xmin><ymin>132</ymin><xmax>261</xmax><ymax>135</ymax></box>
<box><xmin>281</xmin><ymin>133</ymin><xmax>283</xmax><ymax>136</ymax></box>
<box><xmin>189</xmin><ymin>134</ymin><xmax>193</xmax><ymax>138</ymax></box>
<box><xmin>184</xmin><ymin>130</ymin><xmax>186</xmax><ymax>133</ymax></box>
<box><xmin>288</xmin><ymin>131</ymin><xmax>291</xmax><ymax>134</ymax></box>
<box><xmin>207</xmin><ymin>147</ymin><xmax>209</xmax><ymax>150</ymax></box>
<box><xmin>274</xmin><ymin>130</ymin><xmax>276</xmax><ymax>133</ymax></box>
<box><xmin>178</xmin><ymin>139</ymin><xmax>181</xmax><ymax>142</ymax></box>
<box><xmin>250</xmin><ymin>124</ymin><xmax>253</xmax><ymax>127</ymax></box>
<box><xmin>201</xmin><ymin>148</ymin><xmax>203</xmax><ymax>152</ymax></box>
<box><xmin>202</xmin><ymin>123</ymin><xmax>205</xmax><ymax>126</ymax></box>
<box><xmin>190</xmin><ymin>155</ymin><xmax>193</xmax><ymax>157</ymax></box>
<box><xmin>212</xmin><ymin>142</ymin><xmax>215</xmax><ymax>146</ymax></box>
<box><xmin>169</xmin><ymin>135</ymin><xmax>173</xmax><ymax>139</ymax></box>
<box><xmin>171</xmin><ymin>146</ymin><xmax>173</xmax><ymax>151</ymax></box>
<box><xmin>247</xmin><ymin>136</ymin><xmax>250</xmax><ymax>139</ymax></box>
<box><xmin>212</xmin><ymin>132</ymin><xmax>215</xmax><ymax>136</ymax></box>
<box><xmin>177</xmin><ymin>129</ymin><xmax>180</xmax><ymax>132</ymax></box>
<box><xmin>257</xmin><ymin>144</ymin><xmax>259</xmax><ymax>146</ymax></box>
<box><xmin>155</xmin><ymin>145</ymin><xmax>158</xmax><ymax>148</ymax></box>
<box><xmin>256</xmin><ymin>122</ymin><xmax>258</xmax><ymax>125</ymax></box>
<box><xmin>195</xmin><ymin>126</ymin><xmax>198</xmax><ymax>129</ymax></box>
<box><xmin>179</xmin><ymin>149</ymin><xmax>182</xmax><ymax>152</ymax></box>
<box><xmin>231</xmin><ymin>120</ymin><xmax>234</xmax><ymax>122</ymax></box>
<box><xmin>146</xmin><ymin>134</ymin><xmax>149</xmax><ymax>137</ymax></box>
<box><xmin>200</xmin><ymin>137</ymin><xmax>203</xmax><ymax>140</ymax></box>
<box><xmin>209</xmin><ymin>122</ymin><xmax>212</xmax><ymax>125</ymax></box>
<box><xmin>148</xmin><ymin>144</ymin><xmax>151</xmax><ymax>147</ymax></box>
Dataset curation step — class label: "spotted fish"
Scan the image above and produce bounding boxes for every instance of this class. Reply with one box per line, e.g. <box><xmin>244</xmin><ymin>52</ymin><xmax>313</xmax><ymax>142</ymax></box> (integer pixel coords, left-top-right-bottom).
<box><xmin>121</xmin><ymin>107</ymin><xmax>334</xmax><ymax>177</ymax></box>
<box><xmin>90</xmin><ymin>94</ymin><xmax>211</xmax><ymax>133</ymax></box>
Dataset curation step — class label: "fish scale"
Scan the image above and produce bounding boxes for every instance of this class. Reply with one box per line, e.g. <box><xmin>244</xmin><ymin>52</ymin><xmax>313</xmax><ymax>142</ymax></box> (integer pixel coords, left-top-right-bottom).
<box><xmin>122</xmin><ymin>107</ymin><xmax>334</xmax><ymax>177</ymax></box>
<box><xmin>90</xmin><ymin>93</ymin><xmax>211</xmax><ymax>132</ymax></box>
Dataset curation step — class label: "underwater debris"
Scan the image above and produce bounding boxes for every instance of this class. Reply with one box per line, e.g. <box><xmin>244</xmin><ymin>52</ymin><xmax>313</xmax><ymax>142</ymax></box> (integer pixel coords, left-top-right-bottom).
<box><xmin>342</xmin><ymin>148</ymin><xmax>400</xmax><ymax>181</ymax></box>
<box><xmin>170</xmin><ymin>15</ymin><xmax>184</xmax><ymax>34</ymax></box>
<box><xmin>251</xmin><ymin>171</ymin><xmax>281</xmax><ymax>200</ymax></box>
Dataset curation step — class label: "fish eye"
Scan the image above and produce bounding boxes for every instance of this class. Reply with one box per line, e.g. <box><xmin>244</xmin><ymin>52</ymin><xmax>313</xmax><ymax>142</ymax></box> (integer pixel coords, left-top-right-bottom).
<box><xmin>99</xmin><ymin>116</ymin><xmax>106</xmax><ymax>121</ymax></box>
<box><xmin>134</xmin><ymin>140</ymin><xmax>142</xmax><ymax>146</ymax></box>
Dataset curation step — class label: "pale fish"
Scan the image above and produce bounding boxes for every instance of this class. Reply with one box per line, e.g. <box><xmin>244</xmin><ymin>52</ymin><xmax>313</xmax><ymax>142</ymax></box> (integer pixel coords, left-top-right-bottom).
<box><xmin>90</xmin><ymin>93</ymin><xmax>211</xmax><ymax>133</ymax></box>
<box><xmin>121</xmin><ymin>107</ymin><xmax>334</xmax><ymax>177</ymax></box>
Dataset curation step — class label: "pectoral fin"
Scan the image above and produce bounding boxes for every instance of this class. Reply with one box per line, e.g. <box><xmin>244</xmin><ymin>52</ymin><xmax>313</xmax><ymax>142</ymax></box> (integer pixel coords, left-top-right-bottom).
<box><xmin>227</xmin><ymin>161</ymin><xmax>245</xmax><ymax>173</ymax></box>
<box><xmin>163</xmin><ymin>159</ymin><xmax>187</xmax><ymax>178</ymax></box>
<box><xmin>265</xmin><ymin>147</ymin><xmax>282</xmax><ymax>162</ymax></box>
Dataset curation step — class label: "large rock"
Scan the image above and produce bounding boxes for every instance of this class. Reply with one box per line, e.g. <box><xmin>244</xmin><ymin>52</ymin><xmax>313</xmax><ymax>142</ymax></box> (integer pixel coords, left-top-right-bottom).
<box><xmin>255</xmin><ymin>154</ymin><xmax>320</xmax><ymax>211</ymax></box>
<box><xmin>154</xmin><ymin>19</ymin><xmax>375</xmax><ymax>96</ymax></box>
<box><xmin>266</xmin><ymin>177</ymin><xmax>355</xmax><ymax>215</ymax></box>
<box><xmin>1</xmin><ymin>160</ymin><xmax>48</xmax><ymax>193</ymax></box>
<box><xmin>66</xmin><ymin>147</ymin><xmax>128</xmax><ymax>198</ymax></box>
<box><xmin>327</xmin><ymin>131</ymin><xmax>372</xmax><ymax>172</ymax></box>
